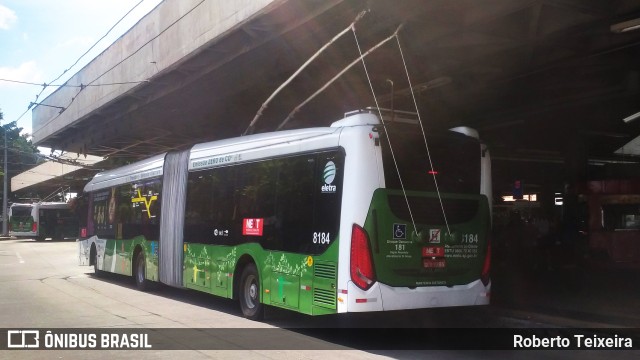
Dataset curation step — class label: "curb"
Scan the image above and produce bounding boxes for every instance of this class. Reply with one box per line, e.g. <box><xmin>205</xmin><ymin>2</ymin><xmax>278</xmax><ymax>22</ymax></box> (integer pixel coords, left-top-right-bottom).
<box><xmin>491</xmin><ymin>306</ymin><xmax>639</xmax><ymax>328</ymax></box>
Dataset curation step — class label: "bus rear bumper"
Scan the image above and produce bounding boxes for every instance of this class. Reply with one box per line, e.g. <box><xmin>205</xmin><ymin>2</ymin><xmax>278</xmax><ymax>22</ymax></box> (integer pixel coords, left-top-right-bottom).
<box><xmin>9</xmin><ymin>231</ymin><xmax>37</xmax><ymax>238</ymax></box>
<box><xmin>346</xmin><ymin>279</ymin><xmax>490</xmax><ymax>312</ymax></box>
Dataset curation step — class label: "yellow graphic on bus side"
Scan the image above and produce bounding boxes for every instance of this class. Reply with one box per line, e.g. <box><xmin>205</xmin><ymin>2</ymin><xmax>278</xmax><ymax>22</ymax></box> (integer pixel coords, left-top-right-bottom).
<box><xmin>132</xmin><ymin>189</ymin><xmax>158</xmax><ymax>218</ymax></box>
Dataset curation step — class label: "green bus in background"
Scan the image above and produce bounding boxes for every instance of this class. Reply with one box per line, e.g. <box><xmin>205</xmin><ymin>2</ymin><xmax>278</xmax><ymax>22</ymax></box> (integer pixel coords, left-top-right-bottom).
<box><xmin>78</xmin><ymin>110</ymin><xmax>492</xmax><ymax>320</ymax></box>
<box><xmin>9</xmin><ymin>202</ymin><xmax>79</xmax><ymax>241</ymax></box>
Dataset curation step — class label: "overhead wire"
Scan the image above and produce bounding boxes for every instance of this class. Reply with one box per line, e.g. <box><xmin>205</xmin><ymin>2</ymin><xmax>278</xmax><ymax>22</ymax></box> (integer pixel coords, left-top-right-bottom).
<box><xmin>277</xmin><ymin>24</ymin><xmax>402</xmax><ymax>131</ymax></box>
<box><xmin>24</xmin><ymin>0</ymin><xmax>147</xmax><ymax>115</ymax></box>
<box><xmin>0</xmin><ymin>78</ymin><xmax>149</xmax><ymax>88</ymax></box>
<box><xmin>40</xmin><ymin>154</ymin><xmax>101</xmax><ymax>169</ymax></box>
<box><xmin>6</xmin><ymin>0</ymin><xmax>147</xmax><ymax>127</ymax></box>
<box><xmin>41</xmin><ymin>186</ymin><xmax>72</xmax><ymax>202</ymax></box>
<box><xmin>3</xmin><ymin>0</ymin><xmax>167</xmax><ymax>175</ymax></box>
<box><xmin>0</xmin><ymin>124</ymin><xmax>100</xmax><ymax>170</ymax></box>
<box><xmin>45</xmin><ymin>0</ymin><xmax>146</xmax><ymax>89</ymax></box>
<box><xmin>349</xmin><ymin>24</ymin><xmax>421</xmax><ymax>236</ymax></box>
<box><xmin>244</xmin><ymin>10</ymin><xmax>368</xmax><ymax>135</ymax></box>
<box><xmin>394</xmin><ymin>34</ymin><xmax>451</xmax><ymax>236</ymax></box>
<box><xmin>40</xmin><ymin>0</ymin><xmax>207</xmax><ymax>129</ymax></box>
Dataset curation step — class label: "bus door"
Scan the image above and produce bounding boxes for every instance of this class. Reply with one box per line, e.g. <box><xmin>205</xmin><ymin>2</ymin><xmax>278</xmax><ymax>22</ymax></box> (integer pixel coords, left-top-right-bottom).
<box><xmin>39</xmin><ymin>209</ymin><xmax>55</xmax><ymax>239</ymax></box>
<box><xmin>264</xmin><ymin>151</ymin><xmax>343</xmax><ymax>312</ymax></box>
<box><xmin>269</xmin><ymin>265</ymin><xmax>301</xmax><ymax>310</ymax></box>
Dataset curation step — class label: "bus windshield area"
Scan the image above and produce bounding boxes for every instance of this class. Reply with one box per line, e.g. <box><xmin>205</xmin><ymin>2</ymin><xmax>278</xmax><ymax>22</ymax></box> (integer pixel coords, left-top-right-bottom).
<box><xmin>380</xmin><ymin>124</ymin><xmax>481</xmax><ymax>194</ymax></box>
<box><xmin>10</xmin><ymin>206</ymin><xmax>33</xmax><ymax>218</ymax></box>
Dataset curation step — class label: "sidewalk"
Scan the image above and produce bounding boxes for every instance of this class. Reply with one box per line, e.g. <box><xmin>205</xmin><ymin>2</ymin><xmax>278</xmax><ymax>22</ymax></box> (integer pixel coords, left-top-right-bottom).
<box><xmin>491</xmin><ymin>260</ymin><xmax>640</xmax><ymax>327</ymax></box>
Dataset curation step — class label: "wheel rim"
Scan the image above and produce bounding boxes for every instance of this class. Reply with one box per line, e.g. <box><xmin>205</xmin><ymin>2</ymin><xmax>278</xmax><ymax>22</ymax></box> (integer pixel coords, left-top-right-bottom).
<box><xmin>243</xmin><ymin>275</ymin><xmax>258</xmax><ymax>309</ymax></box>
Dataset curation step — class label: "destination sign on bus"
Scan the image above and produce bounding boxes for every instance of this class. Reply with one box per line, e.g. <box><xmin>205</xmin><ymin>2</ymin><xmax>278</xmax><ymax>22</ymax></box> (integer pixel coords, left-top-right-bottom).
<box><xmin>191</xmin><ymin>153</ymin><xmax>242</xmax><ymax>169</ymax></box>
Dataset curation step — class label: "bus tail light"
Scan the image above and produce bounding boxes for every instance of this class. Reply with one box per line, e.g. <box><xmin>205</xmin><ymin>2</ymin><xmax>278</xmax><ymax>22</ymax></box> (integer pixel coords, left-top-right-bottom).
<box><xmin>32</xmin><ymin>222</ymin><xmax>38</xmax><ymax>233</ymax></box>
<box><xmin>350</xmin><ymin>224</ymin><xmax>376</xmax><ymax>290</ymax></box>
<box><xmin>481</xmin><ymin>234</ymin><xmax>491</xmax><ymax>286</ymax></box>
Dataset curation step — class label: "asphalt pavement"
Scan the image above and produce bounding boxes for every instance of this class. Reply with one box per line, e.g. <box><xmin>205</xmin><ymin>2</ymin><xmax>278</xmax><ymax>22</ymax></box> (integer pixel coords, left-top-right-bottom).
<box><xmin>2</xmin><ymin>234</ymin><xmax>638</xmax><ymax>328</ymax></box>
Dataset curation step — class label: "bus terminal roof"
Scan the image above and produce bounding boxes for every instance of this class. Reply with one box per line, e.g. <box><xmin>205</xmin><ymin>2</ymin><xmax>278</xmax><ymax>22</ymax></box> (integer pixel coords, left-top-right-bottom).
<box><xmin>22</xmin><ymin>0</ymin><xmax>640</xmax><ymax>195</ymax></box>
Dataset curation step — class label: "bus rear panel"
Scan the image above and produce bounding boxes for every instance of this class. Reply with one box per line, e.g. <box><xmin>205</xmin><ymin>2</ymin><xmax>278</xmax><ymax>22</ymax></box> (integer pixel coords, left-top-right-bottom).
<box><xmin>340</xmin><ymin>117</ymin><xmax>491</xmax><ymax>312</ymax></box>
<box><xmin>9</xmin><ymin>204</ymin><xmax>37</xmax><ymax>237</ymax></box>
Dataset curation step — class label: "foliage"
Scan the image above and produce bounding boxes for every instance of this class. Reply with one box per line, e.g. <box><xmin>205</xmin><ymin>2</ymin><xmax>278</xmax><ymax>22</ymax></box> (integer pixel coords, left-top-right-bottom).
<box><xmin>0</xmin><ymin>108</ymin><xmax>43</xmax><ymax>189</ymax></box>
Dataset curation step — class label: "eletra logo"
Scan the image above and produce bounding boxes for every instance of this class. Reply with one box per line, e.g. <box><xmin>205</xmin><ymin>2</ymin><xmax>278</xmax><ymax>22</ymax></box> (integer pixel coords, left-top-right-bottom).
<box><xmin>322</xmin><ymin>161</ymin><xmax>337</xmax><ymax>193</ymax></box>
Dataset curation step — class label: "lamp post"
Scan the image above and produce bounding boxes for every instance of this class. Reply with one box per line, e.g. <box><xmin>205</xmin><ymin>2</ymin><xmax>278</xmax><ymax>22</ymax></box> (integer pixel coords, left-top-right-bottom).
<box><xmin>2</xmin><ymin>123</ymin><xmax>7</xmax><ymax>236</ymax></box>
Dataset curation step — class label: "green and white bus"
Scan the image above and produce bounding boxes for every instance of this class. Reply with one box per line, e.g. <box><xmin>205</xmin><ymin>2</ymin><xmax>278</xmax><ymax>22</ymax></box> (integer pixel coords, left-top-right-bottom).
<box><xmin>78</xmin><ymin>110</ymin><xmax>492</xmax><ymax>320</ymax></box>
<box><xmin>10</xmin><ymin>202</ymin><xmax>79</xmax><ymax>241</ymax></box>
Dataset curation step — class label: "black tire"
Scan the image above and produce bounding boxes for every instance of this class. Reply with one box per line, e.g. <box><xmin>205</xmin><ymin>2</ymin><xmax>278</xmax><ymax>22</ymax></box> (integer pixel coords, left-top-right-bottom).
<box><xmin>35</xmin><ymin>236</ymin><xmax>45</xmax><ymax>242</ymax></box>
<box><xmin>134</xmin><ymin>252</ymin><xmax>149</xmax><ymax>291</ymax></box>
<box><xmin>238</xmin><ymin>263</ymin><xmax>264</xmax><ymax>321</ymax></box>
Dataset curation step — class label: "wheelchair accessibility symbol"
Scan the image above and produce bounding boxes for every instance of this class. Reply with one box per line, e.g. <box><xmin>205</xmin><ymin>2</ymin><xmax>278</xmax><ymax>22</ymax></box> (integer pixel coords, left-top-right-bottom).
<box><xmin>393</xmin><ymin>224</ymin><xmax>406</xmax><ymax>240</ymax></box>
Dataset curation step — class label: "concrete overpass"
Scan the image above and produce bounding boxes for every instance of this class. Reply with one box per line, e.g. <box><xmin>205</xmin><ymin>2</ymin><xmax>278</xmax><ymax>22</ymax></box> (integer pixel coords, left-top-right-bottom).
<box><xmin>29</xmin><ymin>0</ymin><xmax>640</xmax><ymax>194</ymax></box>
<box><xmin>11</xmin><ymin>152</ymin><xmax>103</xmax><ymax>198</ymax></box>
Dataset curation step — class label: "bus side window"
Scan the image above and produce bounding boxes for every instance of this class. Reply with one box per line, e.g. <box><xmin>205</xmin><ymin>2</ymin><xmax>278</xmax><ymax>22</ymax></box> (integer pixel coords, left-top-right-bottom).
<box><xmin>120</xmin><ymin>180</ymin><xmax>162</xmax><ymax>241</ymax></box>
<box><xmin>274</xmin><ymin>155</ymin><xmax>315</xmax><ymax>253</ymax></box>
<box><xmin>184</xmin><ymin>166</ymin><xmax>237</xmax><ymax>245</ymax></box>
<box><xmin>235</xmin><ymin>160</ymin><xmax>277</xmax><ymax>246</ymax></box>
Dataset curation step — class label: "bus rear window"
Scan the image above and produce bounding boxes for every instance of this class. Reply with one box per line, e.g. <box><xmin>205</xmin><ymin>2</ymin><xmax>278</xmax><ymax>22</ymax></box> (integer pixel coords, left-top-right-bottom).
<box><xmin>380</xmin><ymin>125</ymin><xmax>481</xmax><ymax>194</ymax></box>
<box><xmin>11</xmin><ymin>207</ymin><xmax>33</xmax><ymax>218</ymax></box>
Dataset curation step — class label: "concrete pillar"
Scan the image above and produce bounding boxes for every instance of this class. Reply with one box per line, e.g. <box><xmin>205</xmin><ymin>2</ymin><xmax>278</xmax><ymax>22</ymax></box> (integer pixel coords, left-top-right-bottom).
<box><xmin>561</xmin><ymin>133</ymin><xmax>588</xmax><ymax>260</ymax></box>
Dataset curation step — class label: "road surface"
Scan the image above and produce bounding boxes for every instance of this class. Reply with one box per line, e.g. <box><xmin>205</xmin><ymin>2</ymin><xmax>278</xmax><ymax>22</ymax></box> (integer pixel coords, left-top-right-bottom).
<box><xmin>0</xmin><ymin>238</ymin><xmax>636</xmax><ymax>359</ymax></box>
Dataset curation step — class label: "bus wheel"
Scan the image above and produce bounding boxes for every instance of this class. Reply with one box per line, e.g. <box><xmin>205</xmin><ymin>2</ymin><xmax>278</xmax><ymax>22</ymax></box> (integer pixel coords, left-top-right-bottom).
<box><xmin>134</xmin><ymin>252</ymin><xmax>149</xmax><ymax>291</ymax></box>
<box><xmin>239</xmin><ymin>263</ymin><xmax>264</xmax><ymax>321</ymax></box>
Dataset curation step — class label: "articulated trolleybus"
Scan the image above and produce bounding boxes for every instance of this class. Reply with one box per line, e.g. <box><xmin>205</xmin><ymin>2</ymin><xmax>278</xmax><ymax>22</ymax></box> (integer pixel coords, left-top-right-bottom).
<box><xmin>78</xmin><ymin>110</ymin><xmax>492</xmax><ymax>320</ymax></box>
